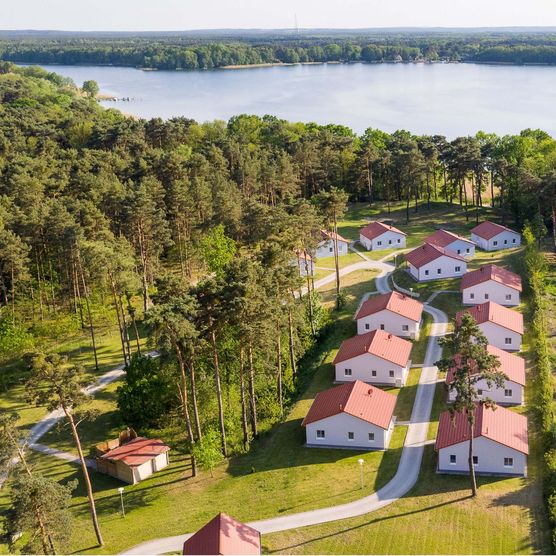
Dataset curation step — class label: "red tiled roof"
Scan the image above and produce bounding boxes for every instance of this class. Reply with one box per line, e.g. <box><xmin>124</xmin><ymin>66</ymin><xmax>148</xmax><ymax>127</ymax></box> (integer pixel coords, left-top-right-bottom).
<box><xmin>445</xmin><ymin>345</ymin><xmax>526</xmax><ymax>386</ymax></box>
<box><xmin>100</xmin><ymin>437</ymin><xmax>170</xmax><ymax>467</ymax></box>
<box><xmin>333</xmin><ymin>329</ymin><xmax>412</xmax><ymax>367</ymax></box>
<box><xmin>183</xmin><ymin>513</ymin><xmax>261</xmax><ymax>555</ymax></box>
<box><xmin>360</xmin><ymin>221</ymin><xmax>406</xmax><ymax>241</ymax></box>
<box><xmin>435</xmin><ymin>403</ymin><xmax>528</xmax><ymax>454</ymax></box>
<box><xmin>355</xmin><ymin>291</ymin><xmax>423</xmax><ymax>322</ymax></box>
<box><xmin>302</xmin><ymin>380</ymin><xmax>396</xmax><ymax>429</ymax></box>
<box><xmin>425</xmin><ymin>229</ymin><xmax>474</xmax><ymax>248</ymax></box>
<box><xmin>456</xmin><ymin>302</ymin><xmax>524</xmax><ymax>334</ymax></box>
<box><xmin>405</xmin><ymin>243</ymin><xmax>467</xmax><ymax>268</ymax></box>
<box><xmin>294</xmin><ymin>249</ymin><xmax>312</xmax><ymax>261</ymax></box>
<box><xmin>320</xmin><ymin>229</ymin><xmax>349</xmax><ymax>244</ymax></box>
<box><xmin>460</xmin><ymin>264</ymin><xmax>522</xmax><ymax>292</ymax></box>
<box><xmin>471</xmin><ymin>221</ymin><xmax>519</xmax><ymax>240</ymax></box>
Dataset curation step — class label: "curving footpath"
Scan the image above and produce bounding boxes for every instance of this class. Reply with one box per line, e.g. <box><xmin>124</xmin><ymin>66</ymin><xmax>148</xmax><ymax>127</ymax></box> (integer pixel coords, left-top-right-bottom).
<box><xmin>123</xmin><ymin>260</ymin><xmax>448</xmax><ymax>555</ymax></box>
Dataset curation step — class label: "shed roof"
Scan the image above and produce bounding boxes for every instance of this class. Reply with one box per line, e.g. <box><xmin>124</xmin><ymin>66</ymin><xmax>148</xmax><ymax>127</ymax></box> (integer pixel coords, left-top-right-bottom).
<box><xmin>332</xmin><ymin>329</ymin><xmax>412</xmax><ymax>367</ymax></box>
<box><xmin>360</xmin><ymin>221</ymin><xmax>405</xmax><ymax>241</ymax></box>
<box><xmin>320</xmin><ymin>229</ymin><xmax>349</xmax><ymax>244</ymax></box>
<box><xmin>183</xmin><ymin>513</ymin><xmax>261</xmax><ymax>555</ymax></box>
<box><xmin>355</xmin><ymin>291</ymin><xmax>423</xmax><ymax>322</ymax></box>
<box><xmin>460</xmin><ymin>264</ymin><xmax>522</xmax><ymax>292</ymax></box>
<box><xmin>100</xmin><ymin>437</ymin><xmax>170</xmax><ymax>467</ymax></box>
<box><xmin>471</xmin><ymin>221</ymin><xmax>520</xmax><ymax>240</ymax></box>
<box><xmin>445</xmin><ymin>344</ymin><xmax>526</xmax><ymax>387</ymax></box>
<box><xmin>456</xmin><ymin>301</ymin><xmax>524</xmax><ymax>334</ymax></box>
<box><xmin>302</xmin><ymin>380</ymin><xmax>396</xmax><ymax>430</ymax></box>
<box><xmin>435</xmin><ymin>403</ymin><xmax>528</xmax><ymax>454</ymax></box>
<box><xmin>405</xmin><ymin>243</ymin><xmax>466</xmax><ymax>269</ymax></box>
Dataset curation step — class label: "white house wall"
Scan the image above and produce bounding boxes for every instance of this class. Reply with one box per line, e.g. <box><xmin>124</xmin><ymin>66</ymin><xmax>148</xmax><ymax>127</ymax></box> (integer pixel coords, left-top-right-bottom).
<box><xmin>316</xmin><ymin>240</ymin><xmax>349</xmax><ymax>259</ymax></box>
<box><xmin>360</xmin><ymin>230</ymin><xmax>406</xmax><ymax>251</ymax></box>
<box><xmin>357</xmin><ymin>309</ymin><xmax>420</xmax><ymax>339</ymax></box>
<box><xmin>408</xmin><ymin>256</ymin><xmax>467</xmax><ymax>282</ymax></box>
<box><xmin>445</xmin><ymin>239</ymin><xmax>475</xmax><ymax>258</ymax></box>
<box><xmin>471</xmin><ymin>231</ymin><xmax>521</xmax><ymax>252</ymax></box>
<box><xmin>447</xmin><ymin>379</ymin><xmax>523</xmax><ymax>405</ymax></box>
<box><xmin>462</xmin><ymin>281</ymin><xmax>520</xmax><ymax>306</ymax></box>
<box><xmin>479</xmin><ymin>321</ymin><xmax>522</xmax><ymax>351</ymax></box>
<box><xmin>335</xmin><ymin>352</ymin><xmax>409</xmax><ymax>386</ymax></box>
<box><xmin>305</xmin><ymin>412</ymin><xmax>393</xmax><ymax>450</ymax></box>
<box><xmin>438</xmin><ymin>436</ymin><xmax>527</xmax><ymax>476</ymax></box>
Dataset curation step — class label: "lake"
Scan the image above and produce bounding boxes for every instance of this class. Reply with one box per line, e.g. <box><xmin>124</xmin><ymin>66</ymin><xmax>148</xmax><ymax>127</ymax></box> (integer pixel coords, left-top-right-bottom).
<box><xmin>35</xmin><ymin>62</ymin><xmax>556</xmax><ymax>137</ymax></box>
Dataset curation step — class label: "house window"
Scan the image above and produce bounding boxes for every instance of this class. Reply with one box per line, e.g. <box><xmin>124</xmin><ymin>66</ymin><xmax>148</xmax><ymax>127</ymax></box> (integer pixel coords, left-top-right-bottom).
<box><xmin>505</xmin><ymin>294</ymin><xmax>512</xmax><ymax>300</ymax></box>
<box><xmin>457</xmin><ymin>249</ymin><xmax>461</xmax><ymax>254</ymax></box>
<box><xmin>505</xmin><ymin>337</ymin><xmax>512</xmax><ymax>345</ymax></box>
<box><xmin>402</xmin><ymin>324</ymin><xmax>409</xmax><ymax>331</ymax></box>
<box><xmin>380</xmin><ymin>324</ymin><xmax>385</xmax><ymax>330</ymax></box>
<box><xmin>365</xmin><ymin>323</ymin><xmax>370</xmax><ymax>330</ymax></box>
<box><xmin>388</xmin><ymin>239</ymin><xmax>392</xmax><ymax>245</ymax></box>
<box><xmin>347</xmin><ymin>432</ymin><xmax>354</xmax><ymax>441</ymax></box>
<box><xmin>504</xmin><ymin>457</ymin><xmax>514</xmax><ymax>467</ymax></box>
<box><xmin>437</xmin><ymin>268</ymin><xmax>442</xmax><ymax>274</ymax></box>
<box><xmin>377</xmin><ymin>241</ymin><xmax>382</xmax><ymax>246</ymax></box>
<box><xmin>329</xmin><ymin>247</ymin><xmax>333</xmax><ymax>253</ymax></box>
<box><xmin>397</xmin><ymin>238</ymin><xmax>401</xmax><ymax>243</ymax></box>
<box><xmin>466</xmin><ymin>248</ymin><xmax>470</xmax><ymax>253</ymax></box>
<box><xmin>472</xmin><ymin>456</ymin><xmax>478</xmax><ymax>465</ymax></box>
<box><xmin>368</xmin><ymin>432</ymin><xmax>375</xmax><ymax>441</ymax></box>
<box><xmin>484</xmin><ymin>293</ymin><xmax>489</xmax><ymax>300</ymax></box>
<box><xmin>512</xmin><ymin>238</ymin><xmax>516</xmax><ymax>243</ymax></box>
<box><xmin>344</xmin><ymin>368</ymin><xmax>352</xmax><ymax>377</ymax></box>
<box><xmin>504</xmin><ymin>239</ymin><xmax>508</xmax><ymax>245</ymax></box>
<box><xmin>449</xmin><ymin>454</ymin><xmax>457</xmax><ymax>464</ymax></box>
<box><xmin>389</xmin><ymin>370</ymin><xmax>395</xmax><ymax>377</ymax></box>
<box><xmin>455</xmin><ymin>266</ymin><xmax>461</xmax><ymax>272</ymax></box>
<box><xmin>477</xmin><ymin>389</ymin><xmax>483</xmax><ymax>396</ymax></box>
<box><xmin>316</xmin><ymin>430</ymin><xmax>325</xmax><ymax>439</ymax></box>
<box><xmin>371</xmin><ymin>370</ymin><xmax>377</xmax><ymax>377</ymax></box>
<box><xmin>470</xmin><ymin>293</ymin><xmax>475</xmax><ymax>299</ymax></box>
<box><xmin>504</xmin><ymin>389</ymin><xmax>513</xmax><ymax>397</ymax></box>
<box><xmin>424</xmin><ymin>270</ymin><xmax>429</xmax><ymax>276</ymax></box>
<box><xmin>493</xmin><ymin>241</ymin><xmax>498</xmax><ymax>246</ymax></box>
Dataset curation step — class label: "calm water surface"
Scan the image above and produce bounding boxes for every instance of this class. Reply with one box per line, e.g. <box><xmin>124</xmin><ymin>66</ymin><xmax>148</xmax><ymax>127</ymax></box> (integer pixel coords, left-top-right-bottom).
<box><xmin>36</xmin><ymin>62</ymin><xmax>556</xmax><ymax>137</ymax></box>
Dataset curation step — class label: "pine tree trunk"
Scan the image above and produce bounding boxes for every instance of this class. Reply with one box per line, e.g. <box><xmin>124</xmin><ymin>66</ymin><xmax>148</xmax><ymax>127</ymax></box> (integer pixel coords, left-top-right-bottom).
<box><xmin>210</xmin><ymin>329</ymin><xmax>228</xmax><ymax>456</ymax></box>
<box><xmin>277</xmin><ymin>334</ymin><xmax>283</xmax><ymax>417</ymax></box>
<box><xmin>333</xmin><ymin>215</ymin><xmax>341</xmax><ymax>309</ymax></box>
<box><xmin>239</xmin><ymin>344</ymin><xmax>249</xmax><ymax>449</ymax></box>
<box><xmin>137</xmin><ymin>222</ymin><xmax>150</xmax><ymax>313</ymax></box>
<box><xmin>490</xmin><ymin>170</ymin><xmax>495</xmax><ymax>207</ymax></box>
<box><xmin>468</xmin><ymin>422</ymin><xmax>478</xmax><ymax>497</ymax></box>
<box><xmin>64</xmin><ymin>408</ymin><xmax>103</xmax><ymax>546</ymax></box>
<box><xmin>188</xmin><ymin>352</ymin><xmax>202</xmax><ymax>442</ymax></box>
<box><xmin>173</xmin><ymin>339</ymin><xmax>197</xmax><ymax>476</ymax></box>
<box><xmin>247</xmin><ymin>344</ymin><xmax>258</xmax><ymax>438</ymax></box>
<box><xmin>288</xmin><ymin>305</ymin><xmax>297</xmax><ymax>380</ymax></box>
<box><xmin>118</xmin><ymin>294</ymin><xmax>132</xmax><ymax>361</ymax></box>
<box><xmin>303</xmin><ymin>251</ymin><xmax>316</xmax><ymax>336</ymax></box>
<box><xmin>367</xmin><ymin>160</ymin><xmax>373</xmax><ymax>207</ymax></box>
<box><xmin>125</xmin><ymin>292</ymin><xmax>142</xmax><ymax>355</ymax></box>
<box><xmin>76</xmin><ymin>251</ymin><xmax>99</xmax><ymax>373</ymax></box>
<box><xmin>109</xmin><ymin>274</ymin><xmax>128</xmax><ymax>366</ymax></box>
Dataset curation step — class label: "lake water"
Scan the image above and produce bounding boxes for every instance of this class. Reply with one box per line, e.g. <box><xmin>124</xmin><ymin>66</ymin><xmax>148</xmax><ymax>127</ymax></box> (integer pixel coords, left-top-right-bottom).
<box><xmin>35</xmin><ymin>62</ymin><xmax>556</xmax><ymax>137</ymax></box>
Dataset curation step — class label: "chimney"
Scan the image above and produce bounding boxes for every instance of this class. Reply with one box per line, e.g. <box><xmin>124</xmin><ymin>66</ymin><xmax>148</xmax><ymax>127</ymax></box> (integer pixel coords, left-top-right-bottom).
<box><xmin>339</xmin><ymin>403</ymin><xmax>343</xmax><ymax>412</ymax></box>
<box><xmin>368</xmin><ymin>388</ymin><xmax>373</xmax><ymax>396</ymax></box>
<box><xmin>388</xmin><ymin>333</ymin><xmax>392</xmax><ymax>339</ymax></box>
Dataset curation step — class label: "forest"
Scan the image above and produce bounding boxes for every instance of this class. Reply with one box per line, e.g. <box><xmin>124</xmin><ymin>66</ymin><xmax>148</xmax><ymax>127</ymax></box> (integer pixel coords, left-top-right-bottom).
<box><xmin>0</xmin><ymin>61</ymin><xmax>555</xmax><ymax>551</ymax></box>
<box><xmin>3</xmin><ymin>30</ymin><xmax>556</xmax><ymax>69</ymax></box>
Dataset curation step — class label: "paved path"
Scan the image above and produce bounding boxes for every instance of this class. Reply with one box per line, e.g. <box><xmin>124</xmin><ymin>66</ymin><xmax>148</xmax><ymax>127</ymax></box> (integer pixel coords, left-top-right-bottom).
<box><xmin>122</xmin><ymin>265</ymin><xmax>448</xmax><ymax>555</ymax></box>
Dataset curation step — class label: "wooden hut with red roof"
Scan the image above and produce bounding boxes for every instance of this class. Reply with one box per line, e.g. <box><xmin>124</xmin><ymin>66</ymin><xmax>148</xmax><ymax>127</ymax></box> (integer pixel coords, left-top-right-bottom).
<box><xmin>471</xmin><ymin>221</ymin><xmax>521</xmax><ymax>251</ymax></box>
<box><xmin>359</xmin><ymin>221</ymin><xmax>406</xmax><ymax>251</ymax></box>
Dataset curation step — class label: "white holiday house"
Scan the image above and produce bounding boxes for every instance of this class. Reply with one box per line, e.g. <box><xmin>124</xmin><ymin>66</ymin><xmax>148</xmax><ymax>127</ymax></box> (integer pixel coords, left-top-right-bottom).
<box><xmin>446</xmin><ymin>345</ymin><xmax>525</xmax><ymax>405</ymax></box>
<box><xmin>292</xmin><ymin>250</ymin><xmax>315</xmax><ymax>277</ymax></box>
<box><xmin>359</xmin><ymin>222</ymin><xmax>406</xmax><ymax>251</ymax></box>
<box><xmin>302</xmin><ymin>380</ymin><xmax>396</xmax><ymax>450</ymax></box>
<box><xmin>333</xmin><ymin>329</ymin><xmax>413</xmax><ymax>386</ymax></box>
<box><xmin>355</xmin><ymin>291</ymin><xmax>424</xmax><ymax>339</ymax></box>
<box><xmin>471</xmin><ymin>221</ymin><xmax>521</xmax><ymax>251</ymax></box>
<box><xmin>456</xmin><ymin>301</ymin><xmax>524</xmax><ymax>352</ymax></box>
<box><xmin>405</xmin><ymin>243</ymin><xmax>467</xmax><ymax>282</ymax></box>
<box><xmin>315</xmin><ymin>230</ymin><xmax>350</xmax><ymax>259</ymax></box>
<box><xmin>424</xmin><ymin>229</ymin><xmax>475</xmax><ymax>258</ymax></box>
<box><xmin>435</xmin><ymin>403</ymin><xmax>528</xmax><ymax>476</ymax></box>
<box><xmin>461</xmin><ymin>264</ymin><xmax>522</xmax><ymax>307</ymax></box>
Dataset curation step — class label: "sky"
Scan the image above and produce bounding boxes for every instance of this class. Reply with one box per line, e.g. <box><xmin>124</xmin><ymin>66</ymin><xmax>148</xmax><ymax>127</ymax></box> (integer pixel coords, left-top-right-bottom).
<box><xmin>3</xmin><ymin>0</ymin><xmax>556</xmax><ymax>31</ymax></box>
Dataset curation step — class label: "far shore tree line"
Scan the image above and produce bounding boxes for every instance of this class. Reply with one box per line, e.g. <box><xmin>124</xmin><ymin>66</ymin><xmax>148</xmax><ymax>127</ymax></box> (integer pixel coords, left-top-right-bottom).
<box><xmin>4</xmin><ymin>31</ymin><xmax>556</xmax><ymax>69</ymax></box>
<box><xmin>0</xmin><ymin>62</ymin><xmax>554</xmax><ymax>551</ymax></box>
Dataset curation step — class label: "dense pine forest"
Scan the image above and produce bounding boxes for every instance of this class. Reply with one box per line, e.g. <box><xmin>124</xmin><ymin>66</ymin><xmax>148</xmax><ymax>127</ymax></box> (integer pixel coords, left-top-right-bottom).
<box><xmin>0</xmin><ymin>60</ymin><xmax>555</xmax><ymax>552</ymax></box>
<box><xmin>3</xmin><ymin>29</ymin><xmax>556</xmax><ymax>69</ymax></box>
